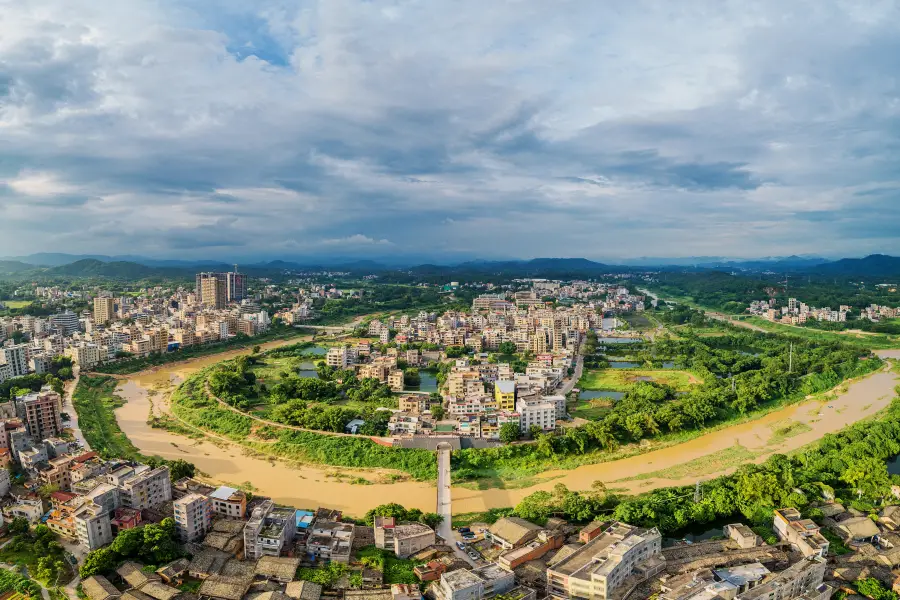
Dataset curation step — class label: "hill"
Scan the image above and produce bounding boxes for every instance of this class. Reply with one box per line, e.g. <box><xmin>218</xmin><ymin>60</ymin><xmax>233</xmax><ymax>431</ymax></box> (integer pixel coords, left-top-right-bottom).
<box><xmin>809</xmin><ymin>254</ymin><xmax>900</xmax><ymax>277</ymax></box>
<box><xmin>0</xmin><ymin>260</ymin><xmax>38</xmax><ymax>274</ymax></box>
<box><xmin>45</xmin><ymin>259</ymin><xmax>163</xmax><ymax>278</ymax></box>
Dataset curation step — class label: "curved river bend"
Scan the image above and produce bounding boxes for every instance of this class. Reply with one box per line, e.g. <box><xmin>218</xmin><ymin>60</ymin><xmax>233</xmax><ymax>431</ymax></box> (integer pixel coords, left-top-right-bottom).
<box><xmin>114</xmin><ymin>341</ymin><xmax>899</xmax><ymax>515</ymax></box>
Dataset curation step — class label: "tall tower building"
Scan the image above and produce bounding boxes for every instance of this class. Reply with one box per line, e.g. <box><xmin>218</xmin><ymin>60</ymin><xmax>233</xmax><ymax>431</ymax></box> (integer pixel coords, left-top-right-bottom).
<box><xmin>93</xmin><ymin>297</ymin><xmax>116</xmax><ymax>325</ymax></box>
<box><xmin>196</xmin><ymin>273</ymin><xmax>227</xmax><ymax>309</ymax></box>
<box><xmin>226</xmin><ymin>267</ymin><xmax>247</xmax><ymax>302</ymax></box>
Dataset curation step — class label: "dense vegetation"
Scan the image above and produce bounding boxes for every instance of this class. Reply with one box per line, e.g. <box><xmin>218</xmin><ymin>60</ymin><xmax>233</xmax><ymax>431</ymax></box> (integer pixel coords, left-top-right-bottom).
<box><xmin>168</xmin><ymin>372</ymin><xmax>437</xmax><ymax>479</ymax></box>
<box><xmin>206</xmin><ymin>349</ymin><xmax>397</xmax><ymax>435</ymax></box>
<box><xmin>510</xmin><ymin>388</ymin><xmax>900</xmax><ymax>536</ymax></box>
<box><xmin>364</xmin><ymin>503</ymin><xmax>443</xmax><ymax>529</ymax></box>
<box><xmin>0</xmin><ymin>519</ymin><xmax>71</xmax><ymax>587</ymax></box>
<box><xmin>72</xmin><ymin>375</ymin><xmax>195</xmax><ymax>480</ymax></box>
<box><xmin>0</xmin><ymin>356</ymin><xmax>73</xmax><ymax>399</ymax></box>
<box><xmin>651</xmin><ymin>271</ymin><xmax>900</xmax><ymax>315</ymax></box>
<box><xmin>452</xmin><ymin>321</ymin><xmax>880</xmax><ymax>481</ymax></box>
<box><xmin>80</xmin><ymin>518</ymin><xmax>181</xmax><ymax>578</ymax></box>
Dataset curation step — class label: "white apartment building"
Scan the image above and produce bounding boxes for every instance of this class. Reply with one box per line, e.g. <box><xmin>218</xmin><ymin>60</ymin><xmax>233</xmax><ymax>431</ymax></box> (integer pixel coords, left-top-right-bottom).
<box><xmin>173</xmin><ymin>492</ymin><xmax>212</xmax><ymax>542</ymax></box>
<box><xmin>66</xmin><ymin>342</ymin><xmax>102</xmax><ymax>370</ymax></box>
<box><xmin>516</xmin><ymin>397</ymin><xmax>557</xmax><ymax>432</ymax></box>
<box><xmin>326</xmin><ymin>346</ymin><xmax>358</xmax><ymax>369</ymax></box>
<box><xmin>0</xmin><ymin>344</ymin><xmax>29</xmax><ymax>378</ymax></box>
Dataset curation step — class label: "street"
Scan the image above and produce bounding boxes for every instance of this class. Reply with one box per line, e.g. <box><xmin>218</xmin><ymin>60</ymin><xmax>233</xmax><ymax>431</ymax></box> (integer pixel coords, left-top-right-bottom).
<box><xmin>62</xmin><ymin>369</ymin><xmax>91</xmax><ymax>452</ymax></box>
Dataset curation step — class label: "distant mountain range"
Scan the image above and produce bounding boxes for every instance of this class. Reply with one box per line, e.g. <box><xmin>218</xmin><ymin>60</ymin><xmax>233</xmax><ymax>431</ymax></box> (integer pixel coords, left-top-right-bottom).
<box><xmin>2</xmin><ymin>252</ymin><xmax>900</xmax><ymax>279</ymax></box>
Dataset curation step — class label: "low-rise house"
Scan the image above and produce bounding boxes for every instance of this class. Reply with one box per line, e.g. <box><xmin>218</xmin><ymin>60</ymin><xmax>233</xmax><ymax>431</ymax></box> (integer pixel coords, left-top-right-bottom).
<box><xmin>111</xmin><ymin>507</ymin><xmax>143</xmax><ymax>532</ymax></box>
<box><xmin>118</xmin><ymin>561</ymin><xmax>162</xmax><ymax>589</ymax></box>
<box><xmin>284</xmin><ymin>581</ymin><xmax>322</xmax><ymax>600</ymax></box>
<box><xmin>203</xmin><ymin>519</ymin><xmax>245</xmax><ymax>556</ymax></box>
<box><xmin>498</xmin><ymin>530</ymin><xmax>564</xmax><ymax>570</ymax></box>
<box><xmin>82</xmin><ymin>575</ymin><xmax>121</xmax><ymax>600</ymax></box>
<box><xmin>413</xmin><ymin>561</ymin><xmax>446</xmax><ymax>582</ymax></box>
<box><xmin>374</xmin><ymin>517</ymin><xmax>435</xmax><ymax>558</ymax></box>
<box><xmin>434</xmin><ymin>565</ymin><xmax>516</xmax><ymax>600</ymax></box>
<box><xmin>209</xmin><ymin>486</ymin><xmax>247</xmax><ymax>519</ymax></box>
<box><xmin>773</xmin><ymin>508</ymin><xmax>829</xmax><ymax>558</ymax></box>
<box><xmin>880</xmin><ymin>506</ymin><xmax>900</xmax><ymax>531</ymax></box>
<box><xmin>255</xmin><ymin>556</ymin><xmax>302</xmax><ymax>583</ymax></box>
<box><xmin>307</xmin><ymin>519</ymin><xmax>355</xmax><ymax>563</ymax></box>
<box><xmin>832</xmin><ymin>516</ymin><xmax>880</xmax><ymax>544</ymax></box>
<box><xmin>244</xmin><ymin>501</ymin><xmax>296</xmax><ymax>559</ymax></box>
<box><xmin>486</xmin><ymin>517</ymin><xmax>543</xmax><ymax>550</ymax></box>
<box><xmin>391</xmin><ymin>584</ymin><xmax>421</xmax><ymax>600</ymax></box>
<box><xmin>156</xmin><ymin>558</ymin><xmax>190</xmax><ymax>585</ymax></box>
<box><xmin>724</xmin><ymin>523</ymin><xmax>760</xmax><ymax>549</ymax></box>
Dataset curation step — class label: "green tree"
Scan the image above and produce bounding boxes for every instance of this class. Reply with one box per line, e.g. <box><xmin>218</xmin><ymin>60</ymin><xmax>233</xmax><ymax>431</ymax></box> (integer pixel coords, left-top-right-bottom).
<box><xmin>498</xmin><ymin>341</ymin><xmax>517</xmax><ymax>355</ymax></box>
<box><xmin>430</xmin><ymin>405</ymin><xmax>446</xmax><ymax>421</ymax></box>
<box><xmin>80</xmin><ymin>547</ymin><xmax>118</xmax><ymax>578</ymax></box>
<box><xmin>499</xmin><ymin>422</ymin><xmax>520</xmax><ymax>444</ymax></box>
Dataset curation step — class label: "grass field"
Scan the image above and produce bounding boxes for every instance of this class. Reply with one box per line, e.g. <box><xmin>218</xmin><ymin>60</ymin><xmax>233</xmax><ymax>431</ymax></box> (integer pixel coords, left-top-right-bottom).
<box><xmin>578</xmin><ymin>368</ymin><xmax>701</xmax><ymax>392</ymax></box>
<box><xmin>1</xmin><ymin>300</ymin><xmax>31</xmax><ymax>308</ymax></box>
<box><xmin>570</xmin><ymin>396</ymin><xmax>614</xmax><ymax>420</ymax></box>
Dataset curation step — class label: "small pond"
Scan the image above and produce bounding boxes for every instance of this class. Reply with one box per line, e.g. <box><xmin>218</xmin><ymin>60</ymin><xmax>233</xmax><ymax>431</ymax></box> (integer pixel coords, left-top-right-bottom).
<box><xmin>579</xmin><ymin>390</ymin><xmax>625</xmax><ymax>401</ymax></box>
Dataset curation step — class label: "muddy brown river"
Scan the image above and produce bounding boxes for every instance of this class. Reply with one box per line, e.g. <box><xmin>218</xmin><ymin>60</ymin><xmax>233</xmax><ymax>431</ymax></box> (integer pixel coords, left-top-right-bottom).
<box><xmin>114</xmin><ymin>341</ymin><xmax>899</xmax><ymax>516</ymax></box>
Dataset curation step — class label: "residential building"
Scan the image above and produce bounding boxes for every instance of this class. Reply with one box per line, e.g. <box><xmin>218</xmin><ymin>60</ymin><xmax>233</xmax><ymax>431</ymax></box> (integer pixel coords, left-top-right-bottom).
<box><xmin>118</xmin><ymin>466</ymin><xmax>172</xmax><ymax>510</ymax></box>
<box><xmin>494</xmin><ymin>380</ymin><xmax>516</xmax><ymax>411</ymax></box>
<box><xmin>244</xmin><ymin>501</ymin><xmax>297</xmax><ymax>559</ymax></box>
<box><xmin>0</xmin><ymin>344</ymin><xmax>29</xmax><ymax>378</ymax></box>
<box><xmin>773</xmin><ymin>508</ymin><xmax>829</xmax><ymax>557</ymax></box>
<box><xmin>374</xmin><ymin>517</ymin><xmax>436</xmax><ymax>558</ymax></box>
<box><xmin>547</xmin><ymin>522</ymin><xmax>663</xmax><ymax>600</ymax></box>
<box><xmin>15</xmin><ymin>388</ymin><xmax>63</xmax><ymax>441</ymax></box>
<box><xmin>67</xmin><ymin>342</ymin><xmax>102</xmax><ymax>370</ymax></box>
<box><xmin>94</xmin><ymin>297</ymin><xmax>117</xmax><ymax>325</ymax></box>
<box><xmin>209</xmin><ymin>486</ymin><xmax>247</xmax><ymax>519</ymax></box>
<box><xmin>326</xmin><ymin>346</ymin><xmax>358</xmax><ymax>369</ymax></box>
<box><xmin>499</xmin><ymin>530</ymin><xmax>565</xmax><ymax>570</ymax></box>
<box><xmin>515</xmin><ymin>396</ymin><xmax>556</xmax><ymax>432</ymax></box>
<box><xmin>174</xmin><ymin>492</ymin><xmax>212</xmax><ymax>542</ymax></box>
<box><xmin>486</xmin><ymin>517</ymin><xmax>543</xmax><ymax>550</ymax></box>
<box><xmin>197</xmin><ymin>273</ymin><xmax>228</xmax><ymax>309</ymax></box>
<box><xmin>75</xmin><ymin>484</ymin><xmax>121</xmax><ymax>550</ymax></box>
<box><xmin>307</xmin><ymin>518</ymin><xmax>355</xmax><ymax>563</ymax></box>
<box><xmin>735</xmin><ymin>556</ymin><xmax>829</xmax><ymax>600</ymax></box>
<box><xmin>226</xmin><ymin>270</ymin><xmax>247</xmax><ymax>303</ymax></box>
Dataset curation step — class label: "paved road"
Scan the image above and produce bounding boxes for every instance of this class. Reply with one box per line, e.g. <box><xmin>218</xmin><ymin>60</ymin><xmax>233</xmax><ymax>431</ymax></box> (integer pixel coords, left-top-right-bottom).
<box><xmin>435</xmin><ymin>444</ymin><xmax>476</xmax><ymax>567</ymax></box>
<box><xmin>559</xmin><ymin>352</ymin><xmax>584</xmax><ymax>396</ymax></box>
<box><xmin>62</xmin><ymin>370</ymin><xmax>91</xmax><ymax>451</ymax></box>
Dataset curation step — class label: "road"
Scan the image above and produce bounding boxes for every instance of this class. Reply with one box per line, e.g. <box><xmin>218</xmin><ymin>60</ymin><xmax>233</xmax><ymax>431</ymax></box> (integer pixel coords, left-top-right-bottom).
<box><xmin>638</xmin><ymin>287</ymin><xmax>768</xmax><ymax>333</ymax></box>
<box><xmin>62</xmin><ymin>370</ymin><xmax>91</xmax><ymax>451</ymax></box>
<box><xmin>435</xmin><ymin>443</ymin><xmax>476</xmax><ymax>567</ymax></box>
<box><xmin>559</xmin><ymin>353</ymin><xmax>584</xmax><ymax>396</ymax></box>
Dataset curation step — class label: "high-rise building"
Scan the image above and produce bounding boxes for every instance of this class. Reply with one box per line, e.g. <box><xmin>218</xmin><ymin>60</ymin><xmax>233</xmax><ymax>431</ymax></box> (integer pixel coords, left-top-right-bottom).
<box><xmin>50</xmin><ymin>310</ymin><xmax>80</xmax><ymax>335</ymax></box>
<box><xmin>15</xmin><ymin>389</ymin><xmax>63</xmax><ymax>440</ymax></box>
<box><xmin>0</xmin><ymin>344</ymin><xmax>29</xmax><ymax>378</ymax></box>
<box><xmin>196</xmin><ymin>273</ymin><xmax>227</xmax><ymax>309</ymax></box>
<box><xmin>93</xmin><ymin>297</ymin><xmax>116</xmax><ymax>325</ymax></box>
<box><xmin>227</xmin><ymin>267</ymin><xmax>247</xmax><ymax>302</ymax></box>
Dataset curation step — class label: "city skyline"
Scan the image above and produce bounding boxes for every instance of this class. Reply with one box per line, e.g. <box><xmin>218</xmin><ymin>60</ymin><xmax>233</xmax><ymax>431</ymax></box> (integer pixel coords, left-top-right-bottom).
<box><xmin>2</xmin><ymin>1</ymin><xmax>900</xmax><ymax>259</ymax></box>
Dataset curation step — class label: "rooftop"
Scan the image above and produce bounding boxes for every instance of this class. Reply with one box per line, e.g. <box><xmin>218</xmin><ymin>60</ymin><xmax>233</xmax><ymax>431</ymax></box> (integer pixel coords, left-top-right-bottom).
<box><xmin>442</xmin><ymin>569</ymin><xmax>484</xmax><ymax>591</ymax></box>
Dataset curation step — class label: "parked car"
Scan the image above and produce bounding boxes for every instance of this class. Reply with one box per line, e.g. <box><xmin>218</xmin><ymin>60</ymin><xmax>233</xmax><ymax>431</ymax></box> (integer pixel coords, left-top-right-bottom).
<box><xmin>458</xmin><ymin>527</ymin><xmax>471</xmax><ymax>533</ymax></box>
<box><xmin>468</xmin><ymin>551</ymin><xmax>479</xmax><ymax>560</ymax></box>
<box><xmin>456</xmin><ymin>542</ymin><xmax>466</xmax><ymax>550</ymax></box>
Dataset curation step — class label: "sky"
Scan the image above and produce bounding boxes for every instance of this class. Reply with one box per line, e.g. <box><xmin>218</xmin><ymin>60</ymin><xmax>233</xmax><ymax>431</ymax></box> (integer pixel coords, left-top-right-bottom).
<box><xmin>1</xmin><ymin>0</ymin><xmax>900</xmax><ymax>262</ymax></box>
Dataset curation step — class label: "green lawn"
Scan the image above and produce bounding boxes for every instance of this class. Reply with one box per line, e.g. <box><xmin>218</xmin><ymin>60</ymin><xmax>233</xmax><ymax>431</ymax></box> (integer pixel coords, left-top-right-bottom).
<box><xmin>570</xmin><ymin>397</ymin><xmax>614</xmax><ymax>420</ymax></box>
<box><xmin>578</xmin><ymin>368</ymin><xmax>701</xmax><ymax>392</ymax></box>
<box><xmin>1</xmin><ymin>300</ymin><xmax>31</xmax><ymax>308</ymax></box>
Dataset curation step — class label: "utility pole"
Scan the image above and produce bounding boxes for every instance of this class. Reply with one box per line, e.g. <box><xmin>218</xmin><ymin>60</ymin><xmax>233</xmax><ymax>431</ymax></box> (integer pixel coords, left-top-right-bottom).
<box><xmin>788</xmin><ymin>342</ymin><xmax>793</xmax><ymax>374</ymax></box>
<box><xmin>694</xmin><ymin>480</ymin><xmax>701</xmax><ymax>503</ymax></box>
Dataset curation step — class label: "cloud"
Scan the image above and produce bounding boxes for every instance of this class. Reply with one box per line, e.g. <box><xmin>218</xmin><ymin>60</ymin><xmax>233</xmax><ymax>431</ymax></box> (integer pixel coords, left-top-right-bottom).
<box><xmin>0</xmin><ymin>0</ymin><xmax>899</xmax><ymax>260</ymax></box>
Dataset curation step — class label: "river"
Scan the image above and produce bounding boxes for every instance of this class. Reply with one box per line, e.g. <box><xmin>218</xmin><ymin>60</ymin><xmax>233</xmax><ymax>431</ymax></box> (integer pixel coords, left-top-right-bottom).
<box><xmin>113</xmin><ymin>341</ymin><xmax>899</xmax><ymax>516</ymax></box>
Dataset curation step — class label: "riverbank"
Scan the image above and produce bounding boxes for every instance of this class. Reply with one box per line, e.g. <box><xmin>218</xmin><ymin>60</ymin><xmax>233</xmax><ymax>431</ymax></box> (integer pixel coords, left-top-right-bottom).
<box><xmin>110</xmin><ymin>339</ymin><xmax>898</xmax><ymax>513</ymax></box>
